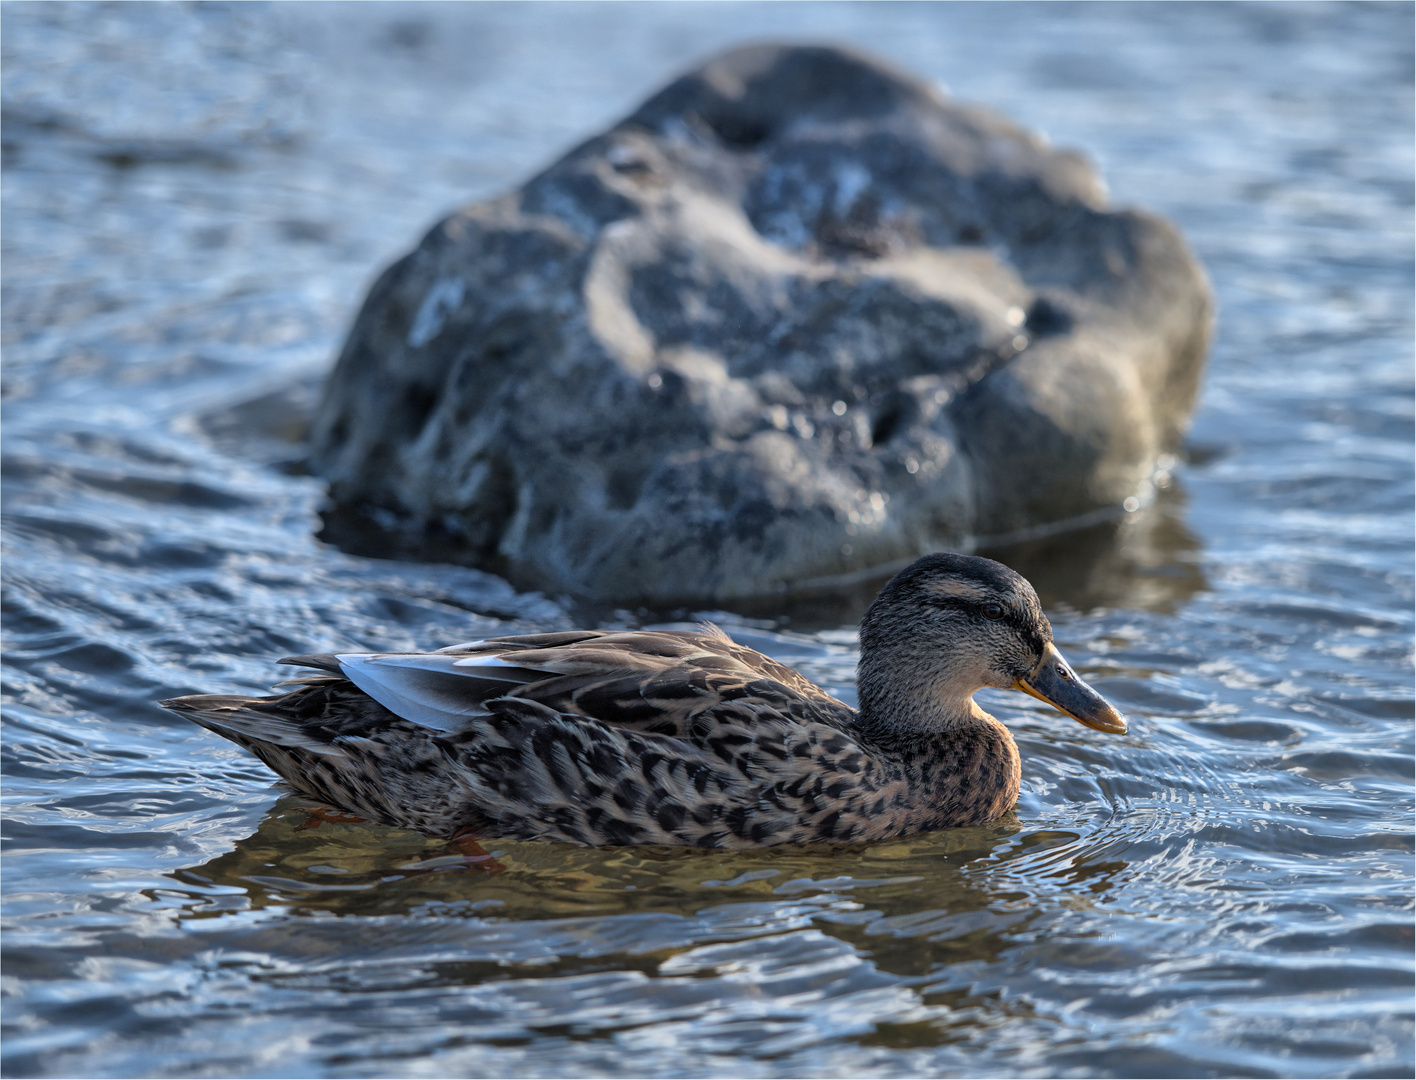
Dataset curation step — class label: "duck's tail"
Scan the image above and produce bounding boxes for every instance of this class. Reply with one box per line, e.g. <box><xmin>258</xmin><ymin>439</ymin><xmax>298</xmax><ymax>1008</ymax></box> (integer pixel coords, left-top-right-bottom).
<box><xmin>159</xmin><ymin>691</ymin><xmax>477</xmax><ymax>837</ymax></box>
<box><xmin>160</xmin><ymin>693</ymin><xmax>352</xmax><ymax>756</ymax></box>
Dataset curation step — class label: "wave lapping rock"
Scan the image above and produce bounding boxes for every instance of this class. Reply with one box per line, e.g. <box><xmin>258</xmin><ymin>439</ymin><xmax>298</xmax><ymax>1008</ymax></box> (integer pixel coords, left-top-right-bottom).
<box><xmin>311</xmin><ymin>44</ymin><xmax>1211</xmax><ymax>603</ymax></box>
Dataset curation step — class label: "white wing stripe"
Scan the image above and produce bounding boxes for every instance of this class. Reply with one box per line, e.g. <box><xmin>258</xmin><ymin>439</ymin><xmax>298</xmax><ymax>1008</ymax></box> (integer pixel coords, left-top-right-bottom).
<box><xmin>336</xmin><ymin>655</ymin><xmax>494</xmax><ymax>733</ymax></box>
<box><xmin>451</xmin><ymin>654</ymin><xmax>525</xmax><ymax>669</ymax></box>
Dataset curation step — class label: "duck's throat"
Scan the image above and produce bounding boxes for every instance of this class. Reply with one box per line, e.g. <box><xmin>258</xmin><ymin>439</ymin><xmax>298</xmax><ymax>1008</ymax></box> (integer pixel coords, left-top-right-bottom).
<box><xmin>855</xmin><ymin>669</ymin><xmax>987</xmax><ymax>745</ymax></box>
<box><xmin>854</xmin><ymin>687</ymin><xmax>1022</xmax><ymax>826</ymax></box>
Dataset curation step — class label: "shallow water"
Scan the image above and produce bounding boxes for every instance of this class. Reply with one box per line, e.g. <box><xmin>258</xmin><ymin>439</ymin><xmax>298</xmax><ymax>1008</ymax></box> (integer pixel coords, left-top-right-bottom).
<box><xmin>2</xmin><ymin>3</ymin><xmax>1412</xmax><ymax>1078</ymax></box>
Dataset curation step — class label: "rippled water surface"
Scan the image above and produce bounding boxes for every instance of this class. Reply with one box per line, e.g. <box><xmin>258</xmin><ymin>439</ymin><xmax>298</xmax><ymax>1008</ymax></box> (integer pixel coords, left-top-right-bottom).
<box><xmin>3</xmin><ymin>3</ymin><xmax>1413</xmax><ymax>1077</ymax></box>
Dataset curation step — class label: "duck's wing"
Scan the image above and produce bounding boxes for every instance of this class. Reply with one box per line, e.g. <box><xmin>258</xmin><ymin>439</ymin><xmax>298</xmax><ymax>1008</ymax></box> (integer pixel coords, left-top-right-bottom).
<box><xmin>278</xmin><ymin>627</ymin><xmax>853</xmax><ymax>737</ymax></box>
<box><xmin>432</xmin><ymin>693</ymin><xmax>894</xmax><ymax>847</ymax></box>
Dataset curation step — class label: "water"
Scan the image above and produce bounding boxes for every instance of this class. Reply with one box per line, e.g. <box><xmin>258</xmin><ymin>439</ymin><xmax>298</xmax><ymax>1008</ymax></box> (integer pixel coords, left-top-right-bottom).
<box><xmin>2</xmin><ymin>3</ymin><xmax>1412</xmax><ymax>1077</ymax></box>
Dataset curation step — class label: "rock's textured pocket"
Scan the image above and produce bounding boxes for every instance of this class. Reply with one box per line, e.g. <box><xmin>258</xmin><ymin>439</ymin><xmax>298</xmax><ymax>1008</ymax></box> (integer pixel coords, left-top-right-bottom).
<box><xmin>311</xmin><ymin>44</ymin><xmax>1211</xmax><ymax>604</ymax></box>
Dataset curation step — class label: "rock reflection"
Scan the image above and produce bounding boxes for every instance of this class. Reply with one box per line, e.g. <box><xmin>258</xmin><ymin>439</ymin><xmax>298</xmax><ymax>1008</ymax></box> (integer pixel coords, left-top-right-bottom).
<box><xmin>978</xmin><ymin>482</ymin><xmax>1207</xmax><ymax>615</ymax></box>
<box><xmin>717</xmin><ymin>482</ymin><xmax>1206</xmax><ymax>631</ymax></box>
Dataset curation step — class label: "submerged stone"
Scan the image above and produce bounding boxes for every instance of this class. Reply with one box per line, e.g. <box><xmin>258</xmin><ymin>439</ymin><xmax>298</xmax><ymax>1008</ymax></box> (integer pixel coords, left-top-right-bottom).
<box><xmin>311</xmin><ymin>44</ymin><xmax>1211</xmax><ymax>604</ymax></box>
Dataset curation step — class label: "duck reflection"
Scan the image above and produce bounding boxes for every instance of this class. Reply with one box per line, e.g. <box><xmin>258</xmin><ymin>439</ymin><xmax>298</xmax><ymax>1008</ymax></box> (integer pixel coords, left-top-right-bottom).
<box><xmin>163</xmin><ymin>793</ymin><xmax>1040</xmax><ymax>966</ymax></box>
<box><xmin>167</xmin><ymin>796</ymin><xmax>503</xmax><ymax>918</ymax></box>
<box><xmin>158</xmin><ymin>791</ymin><xmax>1146</xmax><ymax>1044</ymax></box>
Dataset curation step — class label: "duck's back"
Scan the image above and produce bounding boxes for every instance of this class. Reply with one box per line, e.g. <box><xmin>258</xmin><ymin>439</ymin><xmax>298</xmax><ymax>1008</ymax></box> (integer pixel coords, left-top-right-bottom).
<box><xmin>424</xmin><ymin>627</ymin><xmax>854</xmax><ymax>739</ymax></box>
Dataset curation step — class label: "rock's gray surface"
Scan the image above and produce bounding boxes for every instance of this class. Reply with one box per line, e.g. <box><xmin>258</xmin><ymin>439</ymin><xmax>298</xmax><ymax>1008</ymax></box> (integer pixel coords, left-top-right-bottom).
<box><xmin>311</xmin><ymin>44</ymin><xmax>1211</xmax><ymax>604</ymax></box>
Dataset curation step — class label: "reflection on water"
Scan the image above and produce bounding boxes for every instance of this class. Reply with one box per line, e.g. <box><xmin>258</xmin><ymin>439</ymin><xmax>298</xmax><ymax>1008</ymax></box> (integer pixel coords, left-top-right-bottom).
<box><xmin>3</xmin><ymin>3</ymin><xmax>1412</xmax><ymax>1078</ymax></box>
<box><xmin>980</xmin><ymin>481</ymin><xmax>1207</xmax><ymax>616</ymax></box>
<box><xmin>317</xmin><ymin>485</ymin><xmax>1207</xmax><ymax>631</ymax></box>
<box><xmin>717</xmin><ymin>483</ymin><xmax>1208</xmax><ymax>630</ymax></box>
<box><xmin>174</xmin><ymin>796</ymin><xmax>1013</xmax><ymax>926</ymax></box>
<box><xmin>140</xmin><ymin>799</ymin><xmax>1031</xmax><ymax>1076</ymax></box>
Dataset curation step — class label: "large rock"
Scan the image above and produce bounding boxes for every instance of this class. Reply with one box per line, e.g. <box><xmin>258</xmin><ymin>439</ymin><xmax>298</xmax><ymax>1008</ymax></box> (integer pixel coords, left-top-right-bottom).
<box><xmin>311</xmin><ymin>44</ymin><xmax>1211</xmax><ymax>604</ymax></box>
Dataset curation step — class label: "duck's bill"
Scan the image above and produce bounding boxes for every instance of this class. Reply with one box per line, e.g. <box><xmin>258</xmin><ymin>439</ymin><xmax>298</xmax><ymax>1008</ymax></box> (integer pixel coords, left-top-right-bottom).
<box><xmin>1013</xmin><ymin>642</ymin><xmax>1127</xmax><ymax>734</ymax></box>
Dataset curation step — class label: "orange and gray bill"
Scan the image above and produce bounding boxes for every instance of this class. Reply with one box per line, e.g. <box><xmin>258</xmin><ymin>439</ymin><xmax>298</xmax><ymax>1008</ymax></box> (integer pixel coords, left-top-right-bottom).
<box><xmin>1014</xmin><ymin>642</ymin><xmax>1127</xmax><ymax>734</ymax></box>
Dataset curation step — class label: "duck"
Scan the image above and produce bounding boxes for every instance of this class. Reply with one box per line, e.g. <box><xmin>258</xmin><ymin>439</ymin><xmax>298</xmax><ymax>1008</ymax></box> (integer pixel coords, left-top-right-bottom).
<box><xmin>160</xmin><ymin>553</ymin><xmax>1125</xmax><ymax>848</ymax></box>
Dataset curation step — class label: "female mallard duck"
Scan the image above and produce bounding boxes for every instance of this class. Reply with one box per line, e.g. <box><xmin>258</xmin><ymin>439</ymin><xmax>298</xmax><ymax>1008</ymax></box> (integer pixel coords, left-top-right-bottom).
<box><xmin>161</xmin><ymin>553</ymin><xmax>1124</xmax><ymax>848</ymax></box>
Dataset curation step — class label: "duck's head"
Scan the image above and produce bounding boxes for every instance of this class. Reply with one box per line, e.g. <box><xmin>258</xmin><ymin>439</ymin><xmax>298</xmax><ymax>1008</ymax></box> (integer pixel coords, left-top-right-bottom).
<box><xmin>857</xmin><ymin>552</ymin><xmax>1126</xmax><ymax>738</ymax></box>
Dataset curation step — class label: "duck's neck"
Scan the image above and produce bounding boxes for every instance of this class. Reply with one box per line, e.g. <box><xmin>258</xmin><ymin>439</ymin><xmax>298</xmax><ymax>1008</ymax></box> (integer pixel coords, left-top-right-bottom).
<box><xmin>854</xmin><ymin>650</ymin><xmax>996</xmax><ymax>750</ymax></box>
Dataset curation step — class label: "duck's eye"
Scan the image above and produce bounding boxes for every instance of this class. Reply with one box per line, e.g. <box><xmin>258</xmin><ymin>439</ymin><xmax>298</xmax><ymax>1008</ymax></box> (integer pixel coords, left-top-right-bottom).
<box><xmin>982</xmin><ymin>602</ymin><xmax>1004</xmax><ymax>620</ymax></box>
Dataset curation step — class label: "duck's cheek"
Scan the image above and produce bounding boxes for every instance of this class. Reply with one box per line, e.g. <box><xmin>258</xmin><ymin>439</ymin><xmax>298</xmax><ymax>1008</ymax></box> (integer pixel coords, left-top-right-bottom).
<box><xmin>981</xmin><ymin>666</ymin><xmax>1021</xmax><ymax>691</ymax></box>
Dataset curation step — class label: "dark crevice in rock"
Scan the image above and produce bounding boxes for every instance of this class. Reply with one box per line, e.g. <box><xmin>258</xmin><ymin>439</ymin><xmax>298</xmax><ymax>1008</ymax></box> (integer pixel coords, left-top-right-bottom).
<box><xmin>700</xmin><ymin>112</ymin><xmax>773</xmax><ymax>150</ymax></box>
<box><xmin>397</xmin><ymin>384</ymin><xmax>439</xmax><ymax>440</ymax></box>
<box><xmin>1025</xmin><ymin>296</ymin><xmax>1074</xmax><ymax>338</ymax></box>
<box><xmin>869</xmin><ymin>397</ymin><xmax>910</xmax><ymax>447</ymax></box>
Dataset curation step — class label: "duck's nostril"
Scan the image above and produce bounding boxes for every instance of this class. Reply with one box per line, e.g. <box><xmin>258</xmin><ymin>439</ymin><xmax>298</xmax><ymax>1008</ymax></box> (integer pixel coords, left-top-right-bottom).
<box><xmin>1057</xmin><ymin>665</ymin><xmax>1072</xmax><ymax>680</ymax></box>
